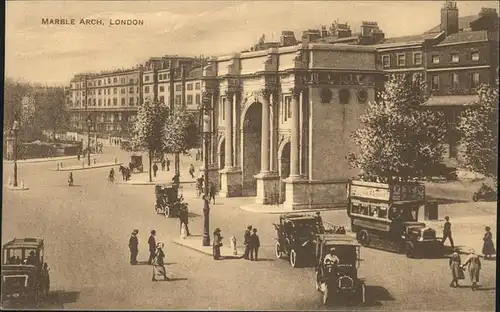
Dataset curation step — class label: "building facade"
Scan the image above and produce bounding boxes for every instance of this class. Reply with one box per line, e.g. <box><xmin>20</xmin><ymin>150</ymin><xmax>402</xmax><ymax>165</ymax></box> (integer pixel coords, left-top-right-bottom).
<box><xmin>202</xmin><ymin>44</ymin><xmax>381</xmax><ymax>209</ymax></box>
<box><xmin>67</xmin><ymin>56</ymin><xmax>205</xmax><ymax>137</ymax></box>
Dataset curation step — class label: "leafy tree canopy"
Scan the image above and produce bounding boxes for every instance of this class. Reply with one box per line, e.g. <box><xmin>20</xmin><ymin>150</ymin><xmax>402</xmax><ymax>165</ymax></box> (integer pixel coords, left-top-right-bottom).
<box><xmin>348</xmin><ymin>73</ymin><xmax>446</xmax><ymax>181</ymax></box>
<box><xmin>457</xmin><ymin>84</ymin><xmax>498</xmax><ymax>180</ymax></box>
<box><xmin>162</xmin><ymin>108</ymin><xmax>200</xmax><ymax>154</ymax></box>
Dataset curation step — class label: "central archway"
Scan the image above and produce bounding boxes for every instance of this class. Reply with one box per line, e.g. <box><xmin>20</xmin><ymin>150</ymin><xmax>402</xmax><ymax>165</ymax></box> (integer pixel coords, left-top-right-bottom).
<box><xmin>241</xmin><ymin>102</ymin><xmax>262</xmax><ymax>196</ymax></box>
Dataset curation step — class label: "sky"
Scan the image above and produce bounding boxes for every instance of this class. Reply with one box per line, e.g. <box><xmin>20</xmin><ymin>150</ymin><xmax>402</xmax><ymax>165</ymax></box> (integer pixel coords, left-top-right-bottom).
<box><xmin>5</xmin><ymin>0</ymin><xmax>498</xmax><ymax>85</ymax></box>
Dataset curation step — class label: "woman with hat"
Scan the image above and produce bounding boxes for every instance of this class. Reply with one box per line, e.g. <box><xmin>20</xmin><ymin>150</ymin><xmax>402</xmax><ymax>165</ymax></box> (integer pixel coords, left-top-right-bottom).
<box><xmin>462</xmin><ymin>249</ymin><xmax>481</xmax><ymax>291</ymax></box>
<box><xmin>213</xmin><ymin>228</ymin><xmax>223</xmax><ymax>260</ymax></box>
<box><xmin>129</xmin><ymin>230</ymin><xmax>139</xmax><ymax>265</ymax></box>
<box><xmin>482</xmin><ymin>226</ymin><xmax>495</xmax><ymax>259</ymax></box>
<box><xmin>152</xmin><ymin>242</ymin><xmax>169</xmax><ymax>281</ymax></box>
<box><xmin>448</xmin><ymin>248</ymin><xmax>462</xmax><ymax>288</ymax></box>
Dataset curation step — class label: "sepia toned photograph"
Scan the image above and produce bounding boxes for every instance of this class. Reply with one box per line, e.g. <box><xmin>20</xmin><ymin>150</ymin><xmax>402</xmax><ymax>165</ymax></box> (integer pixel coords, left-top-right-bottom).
<box><xmin>2</xmin><ymin>0</ymin><xmax>498</xmax><ymax>310</ymax></box>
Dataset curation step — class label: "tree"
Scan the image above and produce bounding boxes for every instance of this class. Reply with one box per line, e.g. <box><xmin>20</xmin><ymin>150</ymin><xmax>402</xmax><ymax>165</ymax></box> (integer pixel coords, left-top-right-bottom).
<box><xmin>348</xmin><ymin>73</ymin><xmax>446</xmax><ymax>181</ymax></box>
<box><xmin>130</xmin><ymin>100</ymin><xmax>168</xmax><ymax>182</ymax></box>
<box><xmin>3</xmin><ymin>78</ymin><xmax>31</xmax><ymax>132</ymax></box>
<box><xmin>457</xmin><ymin>84</ymin><xmax>498</xmax><ymax>181</ymax></box>
<box><xmin>162</xmin><ymin>108</ymin><xmax>200</xmax><ymax>174</ymax></box>
<box><xmin>37</xmin><ymin>87</ymin><xmax>68</xmax><ymax>141</ymax></box>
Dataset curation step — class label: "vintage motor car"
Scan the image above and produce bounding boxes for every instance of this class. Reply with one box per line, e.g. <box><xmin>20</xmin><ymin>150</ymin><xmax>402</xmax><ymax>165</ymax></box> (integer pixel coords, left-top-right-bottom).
<box><xmin>347</xmin><ymin>179</ymin><xmax>444</xmax><ymax>258</ymax></box>
<box><xmin>154</xmin><ymin>183</ymin><xmax>181</xmax><ymax>218</ymax></box>
<box><xmin>315</xmin><ymin>234</ymin><xmax>366</xmax><ymax>305</ymax></box>
<box><xmin>273</xmin><ymin>213</ymin><xmax>342</xmax><ymax>268</ymax></box>
<box><xmin>1</xmin><ymin>238</ymin><xmax>50</xmax><ymax>305</ymax></box>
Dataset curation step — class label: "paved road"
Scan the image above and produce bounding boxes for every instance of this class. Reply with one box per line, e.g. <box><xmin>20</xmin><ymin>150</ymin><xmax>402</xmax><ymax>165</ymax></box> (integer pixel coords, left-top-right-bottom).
<box><xmin>2</xmin><ymin>148</ymin><xmax>496</xmax><ymax>310</ymax></box>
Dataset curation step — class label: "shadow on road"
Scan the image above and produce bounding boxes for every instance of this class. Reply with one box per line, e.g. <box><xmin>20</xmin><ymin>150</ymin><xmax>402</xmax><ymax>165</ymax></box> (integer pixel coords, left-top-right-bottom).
<box><xmin>252</xmin><ymin>258</ymin><xmax>276</xmax><ymax>262</ymax></box>
<box><xmin>476</xmin><ymin>287</ymin><xmax>496</xmax><ymax>291</ymax></box>
<box><xmin>364</xmin><ymin>285</ymin><xmax>395</xmax><ymax>306</ymax></box>
<box><xmin>187</xmin><ymin>212</ymin><xmax>201</xmax><ymax>218</ymax></box>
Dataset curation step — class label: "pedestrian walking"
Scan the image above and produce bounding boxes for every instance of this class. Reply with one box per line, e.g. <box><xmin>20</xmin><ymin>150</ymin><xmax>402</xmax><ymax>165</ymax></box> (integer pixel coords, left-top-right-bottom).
<box><xmin>153</xmin><ymin>163</ymin><xmax>159</xmax><ymax>178</ymax></box>
<box><xmin>129</xmin><ymin>229</ymin><xmax>139</xmax><ymax>265</ymax></box>
<box><xmin>209</xmin><ymin>182</ymin><xmax>217</xmax><ymax>204</ymax></box>
<box><xmin>243</xmin><ymin>225</ymin><xmax>252</xmax><ymax>260</ymax></box>
<box><xmin>249</xmin><ymin>228</ymin><xmax>260</xmax><ymax>261</ymax></box>
<box><xmin>442</xmin><ymin>216</ymin><xmax>455</xmax><ymax>249</ymax></box>
<box><xmin>213</xmin><ymin>228</ymin><xmax>223</xmax><ymax>260</ymax></box>
<box><xmin>179</xmin><ymin>203</ymin><xmax>191</xmax><ymax>236</ymax></box>
<box><xmin>148</xmin><ymin>230</ymin><xmax>156</xmax><ymax>265</ymax></box>
<box><xmin>482</xmin><ymin>226</ymin><xmax>495</xmax><ymax>259</ymax></box>
<box><xmin>172</xmin><ymin>173</ymin><xmax>180</xmax><ymax>185</ymax></box>
<box><xmin>196</xmin><ymin>176</ymin><xmax>204</xmax><ymax>197</ymax></box>
<box><xmin>448</xmin><ymin>248</ymin><xmax>462</xmax><ymax>287</ymax></box>
<box><xmin>161</xmin><ymin>159</ymin><xmax>166</xmax><ymax>171</ymax></box>
<box><xmin>462</xmin><ymin>249</ymin><xmax>481</xmax><ymax>291</ymax></box>
<box><xmin>189</xmin><ymin>164</ymin><xmax>195</xmax><ymax>178</ymax></box>
<box><xmin>68</xmin><ymin>172</ymin><xmax>74</xmax><ymax>186</ymax></box>
<box><xmin>152</xmin><ymin>242</ymin><xmax>169</xmax><ymax>281</ymax></box>
<box><xmin>166</xmin><ymin>158</ymin><xmax>170</xmax><ymax>171</ymax></box>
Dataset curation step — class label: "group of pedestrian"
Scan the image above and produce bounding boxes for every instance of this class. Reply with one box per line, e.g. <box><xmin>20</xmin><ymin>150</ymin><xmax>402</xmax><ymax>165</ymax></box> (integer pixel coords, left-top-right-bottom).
<box><xmin>128</xmin><ymin>229</ymin><xmax>169</xmax><ymax>281</ymax></box>
<box><xmin>445</xmin><ymin>216</ymin><xmax>495</xmax><ymax>291</ymax></box>
<box><xmin>243</xmin><ymin>225</ymin><xmax>260</xmax><ymax>261</ymax></box>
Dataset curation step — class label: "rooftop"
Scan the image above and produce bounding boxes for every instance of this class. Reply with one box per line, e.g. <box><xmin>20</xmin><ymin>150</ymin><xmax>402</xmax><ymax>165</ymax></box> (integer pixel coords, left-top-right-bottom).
<box><xmin>379</xmin><ymin>32</ymin><xmax>440</xmax><ymax>45</ymax></box>
<box><xmin>436</xmin><ymin>30</ymin><xmax>489</xmax><ymax>45</ymax></box>
<box><xmin>3</xmin><ymin>238</ymin><xmax>44</xmax><ymax>249</ymax></box>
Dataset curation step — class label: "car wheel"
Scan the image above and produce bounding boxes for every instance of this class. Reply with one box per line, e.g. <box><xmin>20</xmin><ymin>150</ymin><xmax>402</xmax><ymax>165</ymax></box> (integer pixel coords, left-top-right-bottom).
<box><xmin>275</xmin><ymin>242</ymin><xmax>282</xmax><ymax>259</ymax></box>
<box><xmin>357</xmin><ymin>231</ymin><xmax>369</xmax><ymax>247</ymax></box>
<box><xmin>472</xmin><ymin>194</ymin><xmax>479</xmax><ymax>202</ymax></box>
<box><xmin>322</xmin><ymin>283</ymin><xmax>329</xmax><ymax>305</ymax></box>
<box><xmin>290</xmin><ymin>249</ymin><xmax>298</xmax><ymax>268</ymax></box>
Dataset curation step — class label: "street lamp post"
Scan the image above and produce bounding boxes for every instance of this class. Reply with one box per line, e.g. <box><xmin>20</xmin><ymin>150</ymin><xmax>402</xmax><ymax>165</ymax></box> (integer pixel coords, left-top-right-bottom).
<box><xmin>201</xmin><ymin>97</ymin><xmax>213</xmax><ymax>247</ymax></box>
<box><xmin>12</xmin><ymin>121</ymin><xmax>20</xmax><ymax>187</ymax></box>
<box><xmin>86</xmin><ymin>115</ymin><xmax>92</xmax><ymax>166</ymax></box>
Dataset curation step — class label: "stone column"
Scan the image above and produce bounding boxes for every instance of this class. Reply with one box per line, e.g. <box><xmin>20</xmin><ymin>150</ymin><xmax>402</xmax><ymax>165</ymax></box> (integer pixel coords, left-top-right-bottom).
<box><xmin>219</xmin><ymin>90</ymin><xmax>242</xmax><ymax>197</ymax></box>
<box><xmin>225</xmin><ymin>92</ymin><xmax>233</xmax><ymax>168</ymax></box>
<box><xmin>255</xmin><ymin>88</ymin><xmax>279</xmax><ymax>205</ymax></box>
<box><xmin>289</xmin><ymin>88</ymin><xmax>301</xmax><ymax>178</ymax></box>
<box><xmin>260</xmin><ymin>89</ymin><xmax>271</xmax><ymax>173</ymax></box>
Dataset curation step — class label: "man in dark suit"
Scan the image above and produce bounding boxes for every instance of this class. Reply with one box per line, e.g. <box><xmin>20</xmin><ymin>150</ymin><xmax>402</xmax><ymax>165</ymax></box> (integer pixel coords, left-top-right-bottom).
<box><xmin>148</xmin><ymin>230</ymin><xmax>157</xmax><ymax>265</ymax></box>
<box><xmin>243</xmin><ymin>225</ymin><xmax>252</xmax><ymax>260</ymax></box>
<box><xmin>179</xmin><ymin>205</ymin><xmax>191</xmax><ymax>236</ymax></box>
<box><xmin>129</xmin><ymin>229</ymin><xmax>139</xmax><ymax>265</ymax></box>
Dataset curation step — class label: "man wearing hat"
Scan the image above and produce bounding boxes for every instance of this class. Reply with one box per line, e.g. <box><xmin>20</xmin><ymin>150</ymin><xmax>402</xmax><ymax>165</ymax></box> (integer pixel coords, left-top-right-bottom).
<box><xmin>129</xmin><ymin>229</ymin><xmax>139</xmax><ymax>265</ymax></box>
<box><xmin>442</xmin><ymin>216</ymin><xmax>455</xmax><ymax>249</ymax></box>
<box><xmin>243</xmin><ymin>225</ymin><xmax>252</xmax><ymax>260</ymax></box>
<box><xmin>148</xmin><ymin>230</ymin><xmax>157</xmax><ymax>265</ymax></box>
<box><xmin>26</xmin><ymin>251</ymin><xmax>38</xmax><ymax>267</ymax></box>
<box><xmin>213</xmin><ymin>228</ymin><xmax>223</xmax><ymax>260</ymax></box>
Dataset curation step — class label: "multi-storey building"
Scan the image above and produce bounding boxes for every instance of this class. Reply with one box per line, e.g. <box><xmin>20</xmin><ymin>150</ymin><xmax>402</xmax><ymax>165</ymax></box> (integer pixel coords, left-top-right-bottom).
<box><xmin>67</xmin><ymin>56</ymin><xmax>205</xmax><ymax>136</ymax></box>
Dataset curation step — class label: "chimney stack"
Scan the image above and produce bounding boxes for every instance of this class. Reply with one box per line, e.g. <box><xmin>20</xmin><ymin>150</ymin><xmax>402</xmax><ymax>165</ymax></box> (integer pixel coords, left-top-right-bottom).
<box><xmin>280</xmin><ymin>30</ymin><xmax>297</xmax><ymax>47</ymax></box>
<box><xmin>440</xmin><ymin>0</ymin><xmax>459</xmax><ymax>36</ymax></box>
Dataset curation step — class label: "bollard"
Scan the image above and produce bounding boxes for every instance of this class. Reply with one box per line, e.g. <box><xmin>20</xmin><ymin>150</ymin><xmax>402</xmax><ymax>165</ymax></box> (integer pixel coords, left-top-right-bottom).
<box><xmin>8</xmin><ymin>176</ymin><xmax>12</xmax><ymax>186</ymax></box>
<box><xmin>20</xmin><ymin>180</ymin><xmax>24</xmax><ymax>189</ymax></box>
<box><xmin>114</xmin><ymin>156</ymin><xmax>117</xmax><ymax>164</ymax></box>
<box><xmin>94</xmin><ymin>158</ymin><xmax>96</xmax><ymax>164</ymax></box>
<box><xmin>60</xmin><ymin>162</ymin><xmax>63</xmax><ymax>168</ymax></box>
<box><xmin>56</xmin><ymin>163</ymin><xmax>60</xmax><ymax>171</ymax></box>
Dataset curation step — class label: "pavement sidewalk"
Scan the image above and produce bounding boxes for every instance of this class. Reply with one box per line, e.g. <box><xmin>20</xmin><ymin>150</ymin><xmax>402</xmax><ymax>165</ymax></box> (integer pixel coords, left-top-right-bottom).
<box><xmin>172</xmin><ymin>236</ymin><xmax>246</xmax><ymax>258</ymax></box>
<box><xmin>3</xmin><ymin>154</ymin><xmax>97</xmax><ymax>164</ymax></box>
<box><xmin>116</xmin><ymin>169</ymin><xmax>197</xmax><ymax>185</ymax></box>
<box><xmin>51</xmin><ymin>162</ymin><xmax>123</xmax><ymax>171</ymax></box>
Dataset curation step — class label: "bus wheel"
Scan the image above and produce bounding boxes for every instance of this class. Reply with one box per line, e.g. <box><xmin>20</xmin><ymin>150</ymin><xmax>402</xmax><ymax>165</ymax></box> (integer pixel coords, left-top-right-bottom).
<box><xmin>357</xmin><ymin>231</ymin><xmax>369</xmax><ymax>246</ymax></box>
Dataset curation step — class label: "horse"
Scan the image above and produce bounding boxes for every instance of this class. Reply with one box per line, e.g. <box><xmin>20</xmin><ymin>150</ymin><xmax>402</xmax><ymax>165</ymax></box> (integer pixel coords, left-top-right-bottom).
<box><xmin>119</xmin><ymin>166</ymin><xmax>130</xmax><ymax>181</ymax></box>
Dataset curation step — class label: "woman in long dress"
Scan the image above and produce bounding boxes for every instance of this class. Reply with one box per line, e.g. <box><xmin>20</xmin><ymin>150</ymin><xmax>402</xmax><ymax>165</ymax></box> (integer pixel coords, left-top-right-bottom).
<box><xmin>152</xmin><ymin>243</ymin><xmax>169</xmax><ymax>281</ymax></box>
<box><xmin>213</xmin><ymin>228</ymin><xmax>223</xmax><ymax>260</ymax></box>
<box><xmin>482</xmin><ymin>226</ymin><xmax>495</xmax><ymax>259</ymax></box>
<box><xmin>448</xmin><ymin>249</ymin><xmax>462</xmax><ymax>288</ymax></box>
<box><xmin>462</xmin><ymin>249</ymin><xmax>481</xmax><ymax>291</ymax></box>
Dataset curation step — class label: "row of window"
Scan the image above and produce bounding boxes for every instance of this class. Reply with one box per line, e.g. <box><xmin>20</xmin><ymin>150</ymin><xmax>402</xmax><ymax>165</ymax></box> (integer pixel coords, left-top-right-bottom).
<box><xmin>144</xmin><ymin>74</ymin><xmax>201</xmax><ymax>90</ymax></box>
<box><xmin>430</xmin><ymin>72</ymin><xmax>481</xmax><ymax>90</ymax></box>
<box><xmin>431</xmin><ymin>51</ymin><xmax>480</xmax><ymax>65</ymax></box>
<box><xmin>382</xmin><ymin>51</ymin><xmax>481</xmax><ymax>68</ymax></box>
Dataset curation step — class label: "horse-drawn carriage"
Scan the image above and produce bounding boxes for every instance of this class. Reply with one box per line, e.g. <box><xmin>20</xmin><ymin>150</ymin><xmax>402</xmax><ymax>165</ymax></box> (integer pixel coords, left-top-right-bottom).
<box><xmin>155</xmin><ymin>183</ymin><xmax>182</xmax><ymax>218</ymax></box>
<box><xmin>129</xmin><ymin>155</ymin><xmax>144</xmax><ymax>173</ymax></box>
